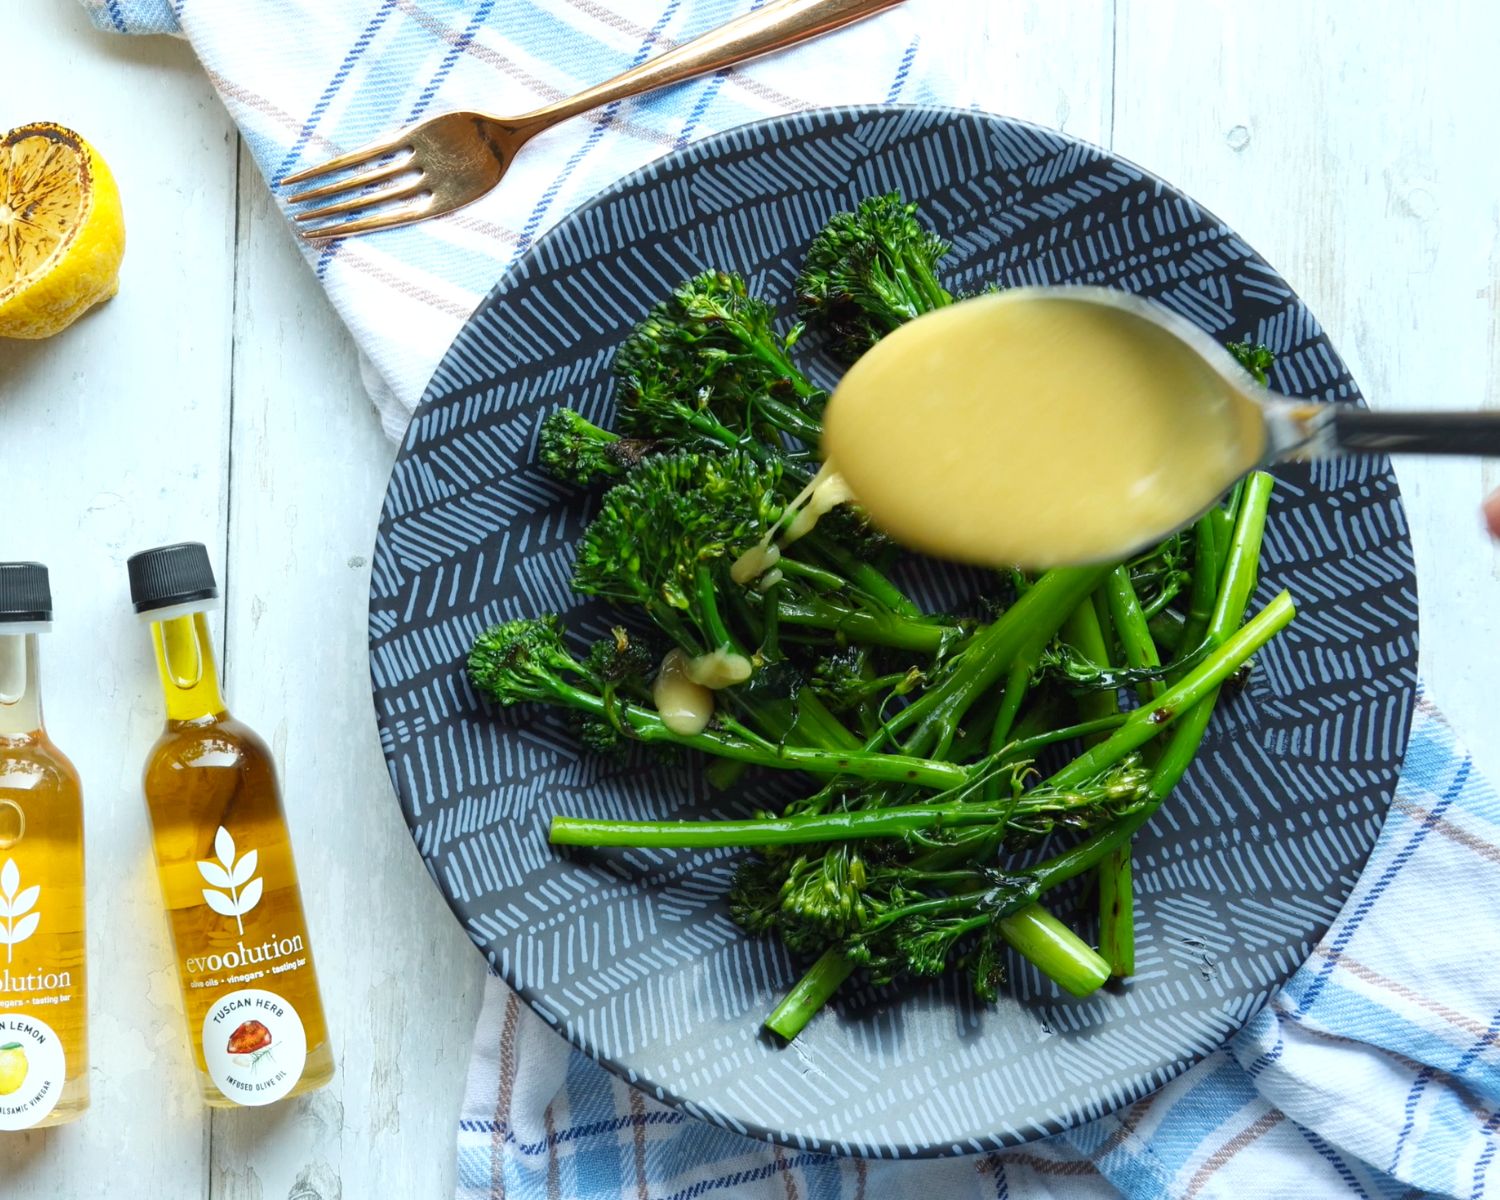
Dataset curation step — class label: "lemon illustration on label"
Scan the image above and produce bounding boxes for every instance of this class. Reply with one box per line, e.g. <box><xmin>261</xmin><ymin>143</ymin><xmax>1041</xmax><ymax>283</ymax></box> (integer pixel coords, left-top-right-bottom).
<box><xmin>0</xmin><ymin>1042</ymin><xmax>28</xmax><ymax>1096</ymax></box>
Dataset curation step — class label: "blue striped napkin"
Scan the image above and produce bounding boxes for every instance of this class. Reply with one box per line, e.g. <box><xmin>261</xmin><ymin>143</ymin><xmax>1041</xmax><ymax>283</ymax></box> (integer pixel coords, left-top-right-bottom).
<box><xmin>83</xmin><ymin>0</ymin><xmax>937</xmax><ymax>441</ymax></box>
<box><xmin>88</xmin><ymin>4</ymin><xmax>1500</xmax><ymax>1196</ymax></box>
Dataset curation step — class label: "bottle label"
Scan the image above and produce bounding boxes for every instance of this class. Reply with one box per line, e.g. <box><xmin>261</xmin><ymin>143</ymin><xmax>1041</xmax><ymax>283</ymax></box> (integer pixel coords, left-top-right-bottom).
<box><xmin>0</xmin><ymin>1014</ymin><xmax>64</xmax><ymax>1130</ymax></box>
<box><xmin>202</xmin><ymin>987</ymin><xmax>307</xmax><ymax>1107</ymax></box>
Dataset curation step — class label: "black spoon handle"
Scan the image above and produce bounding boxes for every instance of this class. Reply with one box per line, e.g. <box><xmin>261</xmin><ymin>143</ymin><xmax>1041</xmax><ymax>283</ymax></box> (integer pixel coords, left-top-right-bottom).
<box><xmin>1329</xmin><ymin>408</ymin><xmax>1500</xmax><ymax>456</ymax></box>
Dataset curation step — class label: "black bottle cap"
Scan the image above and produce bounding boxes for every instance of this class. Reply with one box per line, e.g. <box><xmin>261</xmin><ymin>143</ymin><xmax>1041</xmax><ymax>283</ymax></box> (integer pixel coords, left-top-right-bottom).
<box><xmin>127</xmin><ymin>543</ymin><xmax>219</xmax><ymax>614</ymax></box>
<box><xmin>0</xmin><ymin>563</ymin><xmax>51</xmax><ymax>623</ymax></box>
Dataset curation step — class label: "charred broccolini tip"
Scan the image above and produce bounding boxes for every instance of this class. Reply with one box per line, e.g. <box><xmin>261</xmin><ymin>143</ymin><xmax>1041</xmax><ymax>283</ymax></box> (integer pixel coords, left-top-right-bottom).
<box><xmin>585</xmin><ymin>625</ymin><xmax>659</xmax><ymax>692</ymax></box>
<box><xmin>613</xmin><ymin>270</ymin><xmax>823</xmax><ymax>453</ymax></box>
<box><xmin>797</xmin><ymin>192</ymin><xmax>954</xmax><ymax>362</ymax></box>
<box><xmin>1226</xmin><ymin>339</ymin><xmax>1275</xmax><ymax>387</ymax></box>
<box><xmin>809</xmin><ymin>647</ymin><xmax>926</xmax><ymax>714</ymax></box>
<box><xmin>809</xmin><ymin>499</ymin><xmax>895</xmax><ymax>562</ymax></box>
<box><xmin>571</xmin><ymin>627</ymin><xmax>662</xmax><ymax>752</ymax></box>
<box><xmin>536</xmin><ymin>408</ymin><xmax>664</xmax><ymax>487</ymax></box>
<box><xmin>467</xmin><ymin>616</ymin><xmax>595</xmax><ymax>708</ymax></box>
<box><xmin>571</xmin><ymin>450</ymin><xmax>783</xmax><ymax>657</ymax></box>
<box><xmin>571</xmin><ymin>449</ymin><xmax>957</xmax><ymax>664</ymax></box>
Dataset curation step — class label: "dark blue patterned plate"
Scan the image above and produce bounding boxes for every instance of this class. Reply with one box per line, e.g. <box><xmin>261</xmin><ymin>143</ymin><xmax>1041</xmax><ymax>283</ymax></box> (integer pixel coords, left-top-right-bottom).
<box><xmin>370</xmin><ymin>106</ymin><xmax>1417</xmax><ymax>1156</ymax></box>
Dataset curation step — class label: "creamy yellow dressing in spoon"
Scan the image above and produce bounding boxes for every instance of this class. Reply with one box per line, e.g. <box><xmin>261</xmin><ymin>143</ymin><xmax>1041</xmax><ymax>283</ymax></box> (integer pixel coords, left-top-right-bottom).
<box><xmin>821</xmin><ymin>289</ymin><xmax>1268</xmax><ymax>569</ymax></box>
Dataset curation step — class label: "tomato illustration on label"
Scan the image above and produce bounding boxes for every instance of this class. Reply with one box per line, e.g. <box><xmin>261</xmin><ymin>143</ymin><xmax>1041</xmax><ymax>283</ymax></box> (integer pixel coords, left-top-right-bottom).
<box><xmin>226</xmin><ymin>1020</ymin><xmax>272</xmax><ymax>1057</ymax></box>
<box><xmin>203</xmin><ymin>988</ymin><xmax>307</xmax><ymax>1107</ymax></box>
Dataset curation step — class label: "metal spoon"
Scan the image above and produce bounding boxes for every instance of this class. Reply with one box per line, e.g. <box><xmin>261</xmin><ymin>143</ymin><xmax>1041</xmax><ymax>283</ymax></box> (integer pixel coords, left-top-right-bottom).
<box><xmin>822</xmin><ymin>286</ymin><xmax>1500</xmax><ymax>569</ymax></box>
<box><xmin>1067</xmin><ymin>287</ymin><xmax>1500</xmax><ymax>465</ymax></box>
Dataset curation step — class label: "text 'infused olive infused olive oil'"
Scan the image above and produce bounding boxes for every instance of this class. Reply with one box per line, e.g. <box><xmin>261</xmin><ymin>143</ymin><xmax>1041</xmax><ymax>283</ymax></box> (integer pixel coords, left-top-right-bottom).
<box><xmin>0</xmin><ymin>562</ymin><xmax>88</xmax><ymax>1130</ymax></box>
<box><xmin>129</xmin><ymin>543</ymin><xmax>332</xmax><ymax>1107</ymax></box>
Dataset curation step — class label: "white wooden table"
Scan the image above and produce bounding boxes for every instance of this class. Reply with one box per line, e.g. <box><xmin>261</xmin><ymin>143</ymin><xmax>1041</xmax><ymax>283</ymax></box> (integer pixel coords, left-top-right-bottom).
<box><xmin>3</xmin><ymin>3</ymin><xmax>1498</xmax><ymax>1196</ymax></box>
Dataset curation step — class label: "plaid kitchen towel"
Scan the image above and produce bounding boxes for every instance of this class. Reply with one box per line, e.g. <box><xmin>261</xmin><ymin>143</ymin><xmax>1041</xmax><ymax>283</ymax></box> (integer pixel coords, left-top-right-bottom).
<box><xmin>86</xmin><ymin>4</ymin><xmax>1500</xmax><ymax>1197</ymax></box>
<box><xmin>83</xmin><ymin>0</ymin><xmax>943</xmax><ymax>441</ymax></box>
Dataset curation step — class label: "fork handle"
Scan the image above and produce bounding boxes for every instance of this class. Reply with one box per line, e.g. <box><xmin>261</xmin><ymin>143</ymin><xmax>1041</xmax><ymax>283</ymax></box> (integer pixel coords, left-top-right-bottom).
<box><xmin>521</xmin><ymin>0</ymin><xmax>907</xmax><ymax>130</ymax></box>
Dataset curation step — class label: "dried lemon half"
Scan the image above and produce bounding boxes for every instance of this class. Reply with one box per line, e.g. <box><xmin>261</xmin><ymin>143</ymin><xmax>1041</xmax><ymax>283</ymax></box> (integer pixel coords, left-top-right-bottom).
<box><xmin>0</xmin><ymin>123</ymin><xmax>125</xmax><ymax>339</ymax></box>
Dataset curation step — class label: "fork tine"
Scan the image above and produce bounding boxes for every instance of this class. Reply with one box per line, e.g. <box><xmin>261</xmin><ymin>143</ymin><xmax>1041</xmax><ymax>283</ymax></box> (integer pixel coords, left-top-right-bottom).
<box><xmin>298</xmin><ymin>195</ymin><xmax>438</xmax><ymax>241</ymax></box>
<box><xmin>280</xmin><ymin>132</ymin><xmax>411</xmax><ymax>187</ymax></box>
<box><xmin>285</xmin><ymin>158</ymin><xmax>414</xmax><ymax>205</ymax></box>
<box><xmin>291</xmin><ymin>180</ymin><xmax>431</xmax><ymax>224</ymax></box>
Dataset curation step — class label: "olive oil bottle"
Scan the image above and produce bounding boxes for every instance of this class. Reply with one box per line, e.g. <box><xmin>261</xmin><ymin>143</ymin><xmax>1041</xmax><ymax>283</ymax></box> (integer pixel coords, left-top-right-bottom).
<box><xmin>129</xmin><ymin>543</ymin><xmax>333</xmax><ymax>1107</ymax></box>
<box><xmin>0</xmin><ymin>562</ymin><xmax>88</xmax><ymax>1130</ymax></box>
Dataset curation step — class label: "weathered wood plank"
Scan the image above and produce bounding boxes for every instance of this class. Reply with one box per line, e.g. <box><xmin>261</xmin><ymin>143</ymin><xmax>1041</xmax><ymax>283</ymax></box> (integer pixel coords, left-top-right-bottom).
<box><xmin>208</xmin><ymin>142</ymin><xmax>484</xmax><ymax>1200</ymax></box>
<box><xmin>1116</xmin><ymin>0</ymin><xmax>1500</xmax><ymax>780</ymax></box>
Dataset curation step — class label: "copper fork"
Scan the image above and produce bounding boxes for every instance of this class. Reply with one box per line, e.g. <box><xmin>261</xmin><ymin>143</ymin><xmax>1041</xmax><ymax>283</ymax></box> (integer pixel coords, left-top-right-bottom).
<box><xmin>282</xmin><ymin>0</ymin><xmax>906</xmax><ymax>239</ymax></box>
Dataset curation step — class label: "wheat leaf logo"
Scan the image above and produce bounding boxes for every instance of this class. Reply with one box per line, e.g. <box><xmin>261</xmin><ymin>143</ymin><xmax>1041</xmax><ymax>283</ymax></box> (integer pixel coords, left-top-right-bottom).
<box><xmin>0</xmin><ymin>858</ymin><xmax>41</xmax><ymax>964</ymax></box>
<box><xmin>197</xmin><ymin>827</ymin><xmax>262</xmax><ymax>935</ymax></box>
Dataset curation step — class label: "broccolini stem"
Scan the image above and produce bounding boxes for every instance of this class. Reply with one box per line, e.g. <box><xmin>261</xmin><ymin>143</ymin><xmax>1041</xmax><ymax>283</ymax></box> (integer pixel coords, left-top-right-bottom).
<box><xmin>1036</xmin><ymin>480</ymin><xmax>1280</xmax><ymax>898</ymax></box>
<box><xmin>997</xmin><ymin>904</ymin><xmax>1110</xmax><ymax>997</ymax></box>
<box><xmin>1176</xmin><ymin>511</ymin><xmax>1223</xmax><ymax>657</ymax></box>
<box><xmin>774</xmin><ymin>557</ymin><xmax>849</xmax><ymax>593</ymax></box>
<box><xmin>694</xmin><ymin>565</ymin><xmax>738</xmax><ymax>653</ymax></box>
<box><xmin>1099</xmin><ymin>568</ymin><xmax>1160</xmax><ymax>975</ymax></box>
<box><xmin>789</xmin><ymin>690</ymin><xmax>863</xmax><ymax>752</ymax></box>
<box><xmin>549</xmin><ymin>770</ymin><xmax>1143</xmax><ymax>848</ymax></box>
<box><xmin>878</xmin><ymin>245</ymin><xmax>953</xmax><ymax>326</ymax></box>
<box><xmin>1144</xmin><ymin>681</ymin><xmax>1222</xmax><ymax>800</ymax></box>
<box><xmin>1218</xmin><ymin>477</ymin><xmax>1246</xmax><ymax>542</ymax></box>
<box><xmin>897</xmin><ymin>681</ymin><xmax>1240</xmax><ymax>926</ymax></box>
<box><xmin>729</xmin><ymin>327</ymin><xmax>824</xmax><ymax>405</ymax></box>
<box><xmin>1147</xmin><ymin>607</ymin><xmax>1188</xmax><ymax>655</ymax></box>
<box><xmin>895</xmin><ymin>866</ymin><xmax>998</xmax><ymax>889</ymax></box>
<box><xmin>762</xmin><ymin>705</ymin><xmax>1208</xmax><ymax>1041</ymax></box>
<box><xmin>1141</xmin><ymin>580</ymin><xmax>1187</xmax><ymax>620</ymax></box>
<box><xmin>550</xmin><ymin>800</ymin><xmax>1007</xmax><ymax>848</ymax></box>
<box><xmin>542</xmin><ymin>680</ymin><xmax>954</xmax><ymax>786</ymax></box>
<box><xmin>719</xmin><ymin>684</ymin><xmax>860</xmax><ymax>755</ymax></box>
<box><xmin>675</xmin><ymin>405</ymin><xmax>761</xmax><ymax>455</ymax></box>
<box><xmin>860</xmin><ymin>888</ymin><xmax>1009</xmax><ymax>933</ymax></box>
<box><xmin>1208</xmin><ymin>472</ymin><xmax>1276</xmax><ymax>638</ymax></box>
<box><xmin>806</xmin><ymin>536</ymin><xmax>923</xmax><ymax>621</ymax></box>
<box><xmin>754</xmin><ymin>390</ymin><xmax>825</xmax><ymax>441</ymax></box>
<box><xmin>775</xmin><ymin>596</ymin><xmax>952</xmax><ymax>654</ymax></box>
<box><xmin>1098</xmin><ymin>474</ymin><xmax>1275</xmax><ymax>975</ymax></box>
<box><xmin>1062</xmin><ymin>599</ymin><xmax>1120</xmax><ymax>729</ymax></box>
<box><xmin>955</xmin><ymin>703</ymin><xmax>1127</xmax><ymax>765</ymax></box>
<box><xmin>766</xmin><ymin>852</ymin><xmax>1115</xmax><ymax>1040</ymax></box>
<box><xmin>1041</xmin><ymin>679</ymin><xmax>1227</xmax><ymax>898</ymax></box>
<box><xmin>1098</xmin><ymin>848</ymin><xmax>1134</xmax><ymax>977</ymax></box>
<box><xmin>764</xmin><ymin>948</ymin><xmax>851</xmax><ymax>1041</ymax></box>
<box><xmin>910</xmin><ymin>256</ymin><xmax>954</xmax><ymax>313</ymax></box>
<box><xmin>1019</xmin><ymin>704</ymin><xmax>1225</xmax><ymax>904</ymax></box>
<box><xmin>1104</xmin><ymin>567</ymin><xmax>1164</xmax><ymax>702</ymax></box>
<box><xmin>1047</xmin><ymin>589</ymin><xmax>1296</xmax><ymax>789</ymax></box>
<box><xmin>998</xmin><ymin>713</ymin><xmax>1128</xmax><ymax>760</ymax></box>
<box><xmin>895</xmin><ymin>566</ymin><xmax>1110</xmax><ymax>757</ymax></box>
<box><xmin>807</xmin><ymin>590</ymin><xmax>1289</xmax><ymax>899</ymax></box>
<box><xmin>990</xmin><ymin>663</ymin><xmax>1031</xmax><ymax>749</ymax></box>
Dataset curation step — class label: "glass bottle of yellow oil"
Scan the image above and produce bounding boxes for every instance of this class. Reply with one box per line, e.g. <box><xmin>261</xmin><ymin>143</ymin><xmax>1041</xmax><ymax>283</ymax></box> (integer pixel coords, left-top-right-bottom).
<box><xmin>128</xmin><ymin>543</ymin><xmax>333</xmax><ymax>1107</ymax></box>
<box><xmin>0</xmin><ymin>562</ymin><xmax>87</xmax><ymax>1130</ymax></box>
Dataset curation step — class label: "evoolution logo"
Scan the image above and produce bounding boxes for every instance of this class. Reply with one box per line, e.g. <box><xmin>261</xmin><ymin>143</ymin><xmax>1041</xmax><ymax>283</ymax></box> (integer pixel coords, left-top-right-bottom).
<box><xmin>198</xmin><ymin>827</ymin><xmax>263</xmax><ymax>936</ymax></box>
<box><xmin>0</xmin><ymin>860</ymin><xmax>40</xmax><ymax>965</ymax></box>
